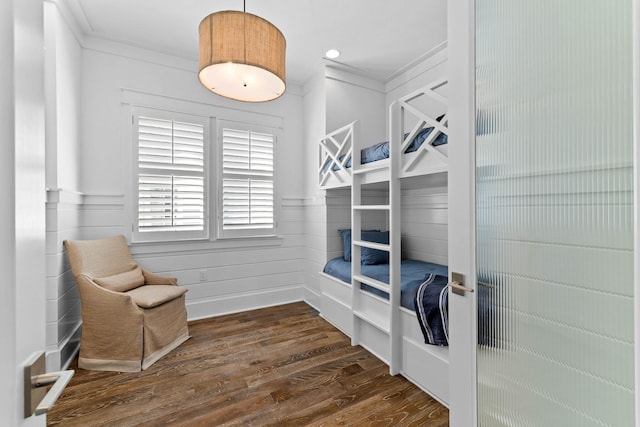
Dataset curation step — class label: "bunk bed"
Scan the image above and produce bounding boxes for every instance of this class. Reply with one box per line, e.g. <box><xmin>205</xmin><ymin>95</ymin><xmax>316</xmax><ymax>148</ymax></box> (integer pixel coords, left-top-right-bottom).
<box><xmin>316</xmin><ymin>78</ymin><xmax>451</xmax><ymax>406</ymax></box>
<box><xmin>319</xmin><ymin>78</ymin><xmax>449</xmax><ymax>190</ymax></box>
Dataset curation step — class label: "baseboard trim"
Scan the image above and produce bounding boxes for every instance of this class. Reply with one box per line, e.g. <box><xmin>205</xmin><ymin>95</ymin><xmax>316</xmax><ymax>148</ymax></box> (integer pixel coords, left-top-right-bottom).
<box><xmin>303</xmin><ymin>287</ymin><xmax>322</xmax><ymax>312</ymax></box>
<box><xmin>47</xmin><ymin>322</ymin><xmax>81</xmax><ymax>371</ymax></box>
<box><xmin>186</xmin><ymin>285</ymin><xmax>305</xmax><ymax>321</ymax></box>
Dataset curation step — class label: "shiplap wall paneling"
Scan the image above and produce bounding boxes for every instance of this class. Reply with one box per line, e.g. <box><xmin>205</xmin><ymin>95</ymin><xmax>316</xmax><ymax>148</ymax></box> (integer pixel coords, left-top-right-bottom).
<box><xmin>400</xmin><ymin>185</ymin><xmax>448</xmax><ymax>266</ymax></box>
<box><xmin>45</xmin><ymin>191</ymin><xmax>83</xmax><ymax>371</ymax></box>
<box><xmin>304</xmin><ymin>196</ymin><xmax>329</xmax><ymax>310</ymax></box>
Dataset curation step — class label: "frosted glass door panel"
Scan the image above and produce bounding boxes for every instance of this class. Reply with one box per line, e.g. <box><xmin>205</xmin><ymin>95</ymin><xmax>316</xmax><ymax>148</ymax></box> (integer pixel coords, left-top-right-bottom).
<box><xmin>475</xmin><ymin>1</ymin><xmax>634</xmax><ymax>426</ymax></box>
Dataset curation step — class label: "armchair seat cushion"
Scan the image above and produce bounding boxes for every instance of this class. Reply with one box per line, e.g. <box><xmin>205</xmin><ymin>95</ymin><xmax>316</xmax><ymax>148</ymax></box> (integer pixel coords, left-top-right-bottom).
<box><xmin>127</xmin><ymin>285</ymin><xmax>188</xmax><ymax>309</ymax></box>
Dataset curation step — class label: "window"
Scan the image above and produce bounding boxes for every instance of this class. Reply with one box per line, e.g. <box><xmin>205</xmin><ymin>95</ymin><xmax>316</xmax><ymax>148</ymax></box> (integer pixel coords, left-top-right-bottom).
<box><xmin>133</xmin><ymin>110</ymin><xmax>208</xmax><ymax>242</ymax></box>
<box><xmin>219</xmin><ymin>124</ymin><xmax>276</xmax><ymax>238</ymax></box>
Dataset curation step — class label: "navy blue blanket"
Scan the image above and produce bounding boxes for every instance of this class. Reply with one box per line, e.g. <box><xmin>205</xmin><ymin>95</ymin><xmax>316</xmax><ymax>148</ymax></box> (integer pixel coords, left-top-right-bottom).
<box><xmin>322</xmin><ymin>257</ymin><xmax>447</xmax><ymax>310</ymax></box>
<box><xmin>415</xmin><ymin>274</ymin><xmax>449</xmax><ymax>346</ymax></box>
<box><xmin>322</xmin><ymin>257</ymin><xmax>450</xmax><ymax>345</ymax></box>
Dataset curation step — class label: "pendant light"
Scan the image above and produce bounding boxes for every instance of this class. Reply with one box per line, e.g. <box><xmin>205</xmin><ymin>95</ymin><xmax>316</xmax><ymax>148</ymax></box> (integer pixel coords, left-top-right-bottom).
<box><xmin>198</xmin><ymin>1</ymin><xmax>286</xmax><ymax>102</ymax></box>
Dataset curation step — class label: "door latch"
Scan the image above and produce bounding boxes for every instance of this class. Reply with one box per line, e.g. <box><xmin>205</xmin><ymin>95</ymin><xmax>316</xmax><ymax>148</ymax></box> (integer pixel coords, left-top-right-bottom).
<box><xmin>24</xmin><ymin>352</ymin><xmax>74</xmax><ymax>418</ymax></box>
<box><xmin>448</xmin><ymin>272</ymin><xmax>475</xmax><ymax>296</ymax></box>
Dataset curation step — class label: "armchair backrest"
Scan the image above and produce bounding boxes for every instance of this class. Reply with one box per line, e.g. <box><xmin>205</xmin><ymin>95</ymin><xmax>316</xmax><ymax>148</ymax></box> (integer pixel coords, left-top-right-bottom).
<box><xmin>64</xmin><ymin>235</ymin><xmax>137</xmax><ymax>279</ymax></box>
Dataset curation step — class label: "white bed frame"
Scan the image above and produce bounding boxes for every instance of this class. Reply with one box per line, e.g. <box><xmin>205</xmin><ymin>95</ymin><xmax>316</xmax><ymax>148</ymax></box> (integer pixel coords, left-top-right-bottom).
<box><xmin>319</xmin><ymin>78</ymin><xmax>449</xmax><ymax>190</ymax></box>
<box><xmin>318</xmin><ymin>272</ymin><xmax>450</xmax><ymax>405</ymax></box>
<box><xmin>316</xmin><ymin>78</ymin><xmax>450</xmax><ymax>406</ymax></box>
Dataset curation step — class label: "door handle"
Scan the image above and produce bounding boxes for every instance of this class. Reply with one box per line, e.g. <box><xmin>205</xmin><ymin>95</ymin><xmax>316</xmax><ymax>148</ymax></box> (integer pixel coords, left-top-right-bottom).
<box><xmin>24</xmin><ymin>352</ymin><xmax>74</xmax><ymax>417</ymax></box>
<box><xmin>448</xmin><ymin>272</ymin><xmax>475</xmax><ymax>296</ymax></box>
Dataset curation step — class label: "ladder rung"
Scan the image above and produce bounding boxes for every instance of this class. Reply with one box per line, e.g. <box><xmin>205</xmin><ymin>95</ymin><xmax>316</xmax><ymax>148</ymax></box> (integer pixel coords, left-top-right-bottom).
<box><xmin>352</xmin><ymin>163</ymin><xmax>389</xmax><ymax>174</ymax></box>
<box><xmin>352</xmin><ymin>205</ymin><xmax>390</xmax><ymax>211</ymax></box>
<box><xmin>353</xmin><ymin>274</ymin><xmax>389</xmax><ymax>293</ymax></box>
<box><xmin>353</xmin><ymin>310</ymin><xmax>389</xmax><ymax>333</ymax></box>
<box><xmin>353</xmin><ymin>240</ymin><xmax>389</xmax><ymax>252</ymax></box>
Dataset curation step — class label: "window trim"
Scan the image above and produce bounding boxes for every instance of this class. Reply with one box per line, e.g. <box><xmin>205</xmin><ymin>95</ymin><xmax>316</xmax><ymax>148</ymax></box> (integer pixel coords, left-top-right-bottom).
<box><xmin>216</xmin><ymin>120</ymin><xmax>278</xmax><ymax>239</ymax></box>
<box><xmin>131</xmin><ymin>107</ymin><xmax>210</xmax><ymax>243</ymax></box>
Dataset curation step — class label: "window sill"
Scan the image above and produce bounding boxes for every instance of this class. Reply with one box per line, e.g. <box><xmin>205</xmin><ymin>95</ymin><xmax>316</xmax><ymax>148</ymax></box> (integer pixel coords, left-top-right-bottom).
<box><xmin>129</xmin><ymin>235</ymin><xmax>284</xmax><ymax>256</ymax></box>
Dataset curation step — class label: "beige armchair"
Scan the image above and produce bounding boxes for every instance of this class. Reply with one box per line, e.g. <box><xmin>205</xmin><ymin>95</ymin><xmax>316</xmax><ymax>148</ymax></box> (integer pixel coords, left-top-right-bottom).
<box><xmin>64</xmin><ymin>235</ymin><xmax>189</xmax><ymax>372</ymax></box>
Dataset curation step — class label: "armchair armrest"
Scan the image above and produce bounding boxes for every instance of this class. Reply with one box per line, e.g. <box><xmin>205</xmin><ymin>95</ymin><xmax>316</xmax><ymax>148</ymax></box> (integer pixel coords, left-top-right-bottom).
<box><xmin>141</xmin><ymin>268</ymin><xmax>178</xmax><ymax>286</ymax></box>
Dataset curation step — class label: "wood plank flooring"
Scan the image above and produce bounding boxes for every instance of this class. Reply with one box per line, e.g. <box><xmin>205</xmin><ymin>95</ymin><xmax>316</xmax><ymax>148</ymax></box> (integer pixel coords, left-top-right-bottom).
<box><xmin>47</xmin><ymin>302</ymin><xmax>449</xmax><ymax>426</ymax></box>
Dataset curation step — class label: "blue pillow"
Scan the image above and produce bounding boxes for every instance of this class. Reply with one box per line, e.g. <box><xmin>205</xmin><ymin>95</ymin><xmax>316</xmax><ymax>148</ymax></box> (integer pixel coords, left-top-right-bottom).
<box><xmin>360</xmin><ymin>231</ymin><xmax>389</xmax><ymax>265</ymax></box>
<box><xmin>339</xmin><ymin>229</ymin><xmax>379</xmax><ymax>261</ymax></box>
<box><xmin>360</xmin><ymin>141</ymin><xmax>390</xmax><ymax>165</ymax></box>
<box><xmin>339</xmin><ymin>229</ymin><xmax>389</xmax><ymax>264</ymax></box>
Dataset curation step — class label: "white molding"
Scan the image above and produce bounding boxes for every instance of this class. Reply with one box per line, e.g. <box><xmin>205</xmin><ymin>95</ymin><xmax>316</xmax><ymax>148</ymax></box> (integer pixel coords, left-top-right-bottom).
<box><xmin>121</xmin><ymin>88</ymin><xmax>285</xmax><ymax>130</ymax></box>
<box><xmin>46</xmin><ymin>322</ymin><xmax>81</xmax><ymax>371</ymax></box>
<box><xmin>44</xmin><ymin>0</ymin><xmax>86</xmax><ymax>47</ymax></box>
<box><xmin>82</xmin><ymin>193</ymin><xmax>125</xmax><ymax>207</ymax></box>
<box><xmin>84</xmin><ymin>36</ymin><xmax>198</xmax><ymax>73</ymax></box>
<box><xmin>46</xmin><ymin>189</ymin><xmax>126</xmax><ymax>207</ymax></box>
<box><xmin>325</xmin><ymin>64</ymin><xmax>386</xmax><ymax>94</ymax></box>
<box><xmin>82</xmin><ymin>37</ymin><xmax>304</xmax><ymax>97</ymax></box>
<box><xmin>185</xmin><ymin>286</ymin><xmax>304</xmax><ymax>321</ymax></box>
<box><xmin>61</xmin><ymin>0</ymin><xmax>93</xmax><ymax>35</ymax></box>
<box><xmin>281</xmin><ymin>197</ymin><xmax>305</xmax><ymax>207</ymax></box>
<box><xmin>303</xmin><ymin>287</ymin><xmax>322</xmax><ymax>312</ymax></box>
<box><xmin>385</xmin><ymin>42</ymin><xmax>448</xmax><ymax>94</ymax></box>
<box><xmin>303</xmin><ymin>195</ymin><xmax>328</xmax><ymax>206</ymax></box>
<box><xmin>129</xmin><ymin>236</ymin><xmax>284</xmax><ymax>257</ymax></box>
<box><xmin>633</xmin><ymin>0</ymin><xmax>639</xmax><ymax>420</ymax></box>
<box><xmin>46</xmin><ymin>188</ymin><xmax>84</xmax><ymax>205</ymax></box>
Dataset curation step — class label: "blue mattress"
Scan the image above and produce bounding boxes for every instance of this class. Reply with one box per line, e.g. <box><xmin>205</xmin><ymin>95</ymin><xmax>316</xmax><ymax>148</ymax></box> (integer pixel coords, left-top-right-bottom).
<box><xmin>323</xmin><ymin>124</ymin><xmax>448</xmax><ymax>173</ymax></box>
<box><xmin>322</xmin><ymin>257</ymin><xmax>448</xmax><ymax>310</ymax></box>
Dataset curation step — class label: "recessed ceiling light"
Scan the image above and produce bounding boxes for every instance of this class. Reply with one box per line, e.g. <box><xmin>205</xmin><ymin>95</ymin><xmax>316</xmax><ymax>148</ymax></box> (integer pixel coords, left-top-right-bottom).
<box><xmin>325</xmin><ymin>49</ymin><xmax>340</xmax><ymax>59</ymax></box>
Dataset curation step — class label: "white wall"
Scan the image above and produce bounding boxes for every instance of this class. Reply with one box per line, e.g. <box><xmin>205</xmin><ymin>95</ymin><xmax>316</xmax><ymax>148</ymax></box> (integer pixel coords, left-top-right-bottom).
<box><xmin>325</xmin><ymin>66</ymin><xmax>386</xmax><ymax>148</ymax></box>
<box><xmin>44</xmin><ymin>3</ymin><xmax>81</xmax><ymax>191</ymax></box>
<box><xmin>0</xmin><ymin>0</ymin><xmax>16</xmax><ymax>419</ymax></box>
<box><xmin>385</xmin><ymin>43</ymin><xmax>448</xmax><ymax>112</ymax></box>
<box><xmin>302</xmin><ymin>68</ymin><xmax>328</xmax><ymax>308</ymax></box>
<box><xmin>44</xmin><ymin>2</ymin><xmax>83</xmax><ymax>371</ymax></box>
<box><xmin>3</xmin><ymin>0</ymin><xmax>47</xmax><ymax>425</ymax></box>
<box><xmin>76</xmin><ymin>39</ymin><xmax>306</xmax><ymax>319</ymax></box>
<box><xmin>401</xmin><ymin>179</ymin><xmax>448</xmax><ymax>266</ymax></box>
<box><xmin>302</xmin><ymin>65</ymin><xmax>387</xmax><ymax>309</ymax></box>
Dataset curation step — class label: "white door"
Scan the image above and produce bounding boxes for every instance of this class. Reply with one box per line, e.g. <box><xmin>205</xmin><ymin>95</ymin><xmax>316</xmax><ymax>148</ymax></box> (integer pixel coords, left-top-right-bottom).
<box><xmin>1</xmin><ymin>0</ymin><xmax>49</xmax><ymax>425</ymax></box>
<box><xmin>447</xmin><ymin>1</ymin><xmax>477</xmax><ymax>426</ymax></box>
<box><xmin>448</xmin><ymin>0</ymin><xmax>638</xmax><ymax>426</ymax></box>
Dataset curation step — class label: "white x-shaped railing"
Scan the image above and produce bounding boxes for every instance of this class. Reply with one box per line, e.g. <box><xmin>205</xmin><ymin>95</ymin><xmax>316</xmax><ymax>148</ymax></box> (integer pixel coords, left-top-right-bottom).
<box><xmin>395</xmin><ymin>78</ymin><xmax>449</xmax><ymax>175</ymax></box>
<box><xmin>319</xmin><ymin>121</ymin><xmax>357</xmax><ymax>187</ymax></box>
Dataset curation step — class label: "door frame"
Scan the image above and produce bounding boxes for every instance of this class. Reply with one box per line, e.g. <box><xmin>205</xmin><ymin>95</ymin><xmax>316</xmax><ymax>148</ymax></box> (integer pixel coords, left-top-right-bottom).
<box><xmin>3</xmin><ymin>0</ymin><xmax>47</xmax><ymax>425</ymax></box>
<box><xmin>634</xmin><ymin>0</ymin><xmax>640</xmax><ymax>422</ymax></box>
<box><xmin>447</xmin><ymin>0</ymin><xmax>477</xmax><ymax>426</ymax></box>
<box><xmin>450</xmin><ymin>0</ymin><xmax>640</xmax><ymax>424</ymax></box>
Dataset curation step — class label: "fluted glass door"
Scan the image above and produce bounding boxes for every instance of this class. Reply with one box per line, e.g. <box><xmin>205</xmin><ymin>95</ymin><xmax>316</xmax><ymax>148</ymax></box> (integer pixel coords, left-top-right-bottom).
<box><xmin>475</xmin><ymin>1</ymin><xmax>634</xmax><ymax>425</ymax></box>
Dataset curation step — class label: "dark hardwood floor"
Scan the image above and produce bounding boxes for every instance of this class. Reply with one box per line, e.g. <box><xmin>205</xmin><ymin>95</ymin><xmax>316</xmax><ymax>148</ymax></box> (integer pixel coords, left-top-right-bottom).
<box><xmin>48</xmin><ymin>302</ymin><xmax>449</xmax><ymax>426</ymax></box>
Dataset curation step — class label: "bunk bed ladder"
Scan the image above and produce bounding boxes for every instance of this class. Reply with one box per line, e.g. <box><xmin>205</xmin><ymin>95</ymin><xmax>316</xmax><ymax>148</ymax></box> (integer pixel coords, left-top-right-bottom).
<box><xmin>350</xmin><ymin>121</ymin><xmax>392</xmax><ymax>351</ymax></box>
<box><xmin>350</xmin><ymin>101</ymin><xmax>402</xmax><ymax>377</ymax></box>
<box><xmin>388</xmin><ymin>100</ymin><xmax>402</xmax><ymax>376</ymax></box>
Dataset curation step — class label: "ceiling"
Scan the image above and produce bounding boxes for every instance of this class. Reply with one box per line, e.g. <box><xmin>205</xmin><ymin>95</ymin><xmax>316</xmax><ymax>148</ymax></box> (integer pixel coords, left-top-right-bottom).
<box><xmin>64</xmin><ymin>0</ymin><xmax>447</xmax><ymax>86</ymax></box>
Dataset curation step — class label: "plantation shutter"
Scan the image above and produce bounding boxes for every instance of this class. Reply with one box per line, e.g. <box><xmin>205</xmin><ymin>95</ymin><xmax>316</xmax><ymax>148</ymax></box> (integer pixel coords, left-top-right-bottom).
<box><xmin>222</xmin><ymin>128</ymin><xmax>274</xmax><ymax>230</ymax></box>
<box><xmin>136</xmin><ymin>115</ymin><xmax>206</xmax><ymax>239</ymax></box>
